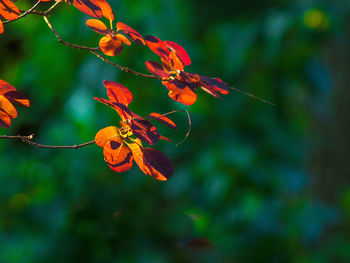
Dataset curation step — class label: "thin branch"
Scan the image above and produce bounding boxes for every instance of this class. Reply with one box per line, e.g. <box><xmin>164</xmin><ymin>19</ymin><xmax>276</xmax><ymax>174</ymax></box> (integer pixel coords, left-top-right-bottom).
<box><xmin>229</xmin><ymin>86</ymin><xmax>275</xmax><ymax>106</ymax></box>
<box><xmin>43</xmin><ymin>16</ymin><xmax>99</xmax><ymax>51</ymax></box>
<box><xmin>90</xmin><ymin>50</ymin><xmax>161</xmax><ymax>79</ymax></box>
<box><xmin>176</xmin><ymin>109</ymin><xmax>191</xmax><ymax>146</ymax></box>
<box><xmin>43</xmin><ymin>16</ymin><xmax>161</xmax><ymax>79</ymax></box>
<box><xmin>0</xmin><ymin>134</ymin><xmax>95</xmax><ymax>149</ymax></box>
<box><xmin>3</xmin><ymin>0</ymin><xmax>41</xmax><ymax>25</ymax></box>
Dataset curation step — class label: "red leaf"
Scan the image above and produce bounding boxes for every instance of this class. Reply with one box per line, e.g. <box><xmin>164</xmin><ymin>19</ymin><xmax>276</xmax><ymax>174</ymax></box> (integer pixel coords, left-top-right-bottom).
<box><xmin>0</xmin><ymin>79</ymin><xmax>29</xmax><ymax>128</ymax></box>
<box><xmin>142</xmin><ymin>148</ymin><xmax>174</xmax><ymax>181</ymax></box>
<box><xmin>0</xmin><ymin>109</ymin><xmax>10</xmax><ymax>128</ymax></box>
<box><xmin>199</xmin><ymin>76</ymin><xmax>230</xmax><ymax>95</ymax></box>
<box><xmin>0</xmin><ymin>0</ymin><xmax>20</xmax><ymax>20</ymax></box>
<box><xmin>95</xmin><ymin>126</ymin><xmax>122</xmax><ymax>147</ymax></box>
<box><xmin>163</xmin><ymin>79</ymin><xmax>197</xmax><ymax>106</ymax></box>
<box><xmin>104</xmin><ymin>140</ymin><xmax>133</xmax><ymax>172</ymax></box>
<box><xmin>0</xmin><ymin>20</ymin><xmax>3</xmax><ymax>34</ymax></box>
<box><xmin>94</xmin><ymin>97</ymin><xmax>133</xmax><ymax>121</ymax></box>
<box><xmin>0</xmin><ymin>95</ymin><xmax>17</xmax><ymax>118</ymax></box>
<box><xmin>70</xmin><ymin>0</ymin><xmax>103</xmax><ymax>18</ymax></box>
<box><xmin>117</xmin><ymin>22</ymin><xmax>145</xmax><ymax>45</ymax></box>
<box><xmin>95</xmin><ymin>0</ymin><xmax>114</xmax><ymax>22</ymax></box>
<box><xmin>145</xmin><ymin>35</ymin><xmax>170</xmax><ymax>59</ymax></box>
<box><xmin>148</xmin><ymin>112</ymin><xmax>177</xmax><ymax>129</ymax></box>
<box><xmin>86</xmin><ymin>19</ymin><xmax>111</xmax><ymax>35</ymax></box>
<box><xmin>128</xmin><ymin>143</ymin><xmax>173</xmax><ymax>181</ymax></box>
<box><xmin>130</xmin><ymin>119</ymin><xmax>160</xmax><ymax>145</ymax></box>
<box><xmin>145</xmin><ymin>61</ymin><xmax>170</xmax><ymax>78</ymax></box>
<box><xmin>164</xmin><ymin>41</ymin><xmax>191</xmax><ymax>66</ymax></box>
<box><xmin>103</xmin><ymin>80</ymin><xmax>133</xmax><ymax>106</ymax></box>
<box><xmin>99</xmin><ymin>35</ymin><xmax>123</xmax><ymax>56</ymax></box>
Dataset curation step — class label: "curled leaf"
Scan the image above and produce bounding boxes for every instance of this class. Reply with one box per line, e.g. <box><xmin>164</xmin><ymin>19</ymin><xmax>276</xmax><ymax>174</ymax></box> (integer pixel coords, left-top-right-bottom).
<box><xmin>99</xmin><ymin>35</ymin><xmax>123</xmax><ymax>56</ymax></box>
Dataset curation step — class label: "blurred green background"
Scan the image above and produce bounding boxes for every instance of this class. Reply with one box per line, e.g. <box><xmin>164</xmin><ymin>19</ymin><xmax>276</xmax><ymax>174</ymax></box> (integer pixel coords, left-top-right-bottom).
<box><xmin>1</xmin><ymin>0</ymin><xmax>350</xmax><ymax>262</ymax></box>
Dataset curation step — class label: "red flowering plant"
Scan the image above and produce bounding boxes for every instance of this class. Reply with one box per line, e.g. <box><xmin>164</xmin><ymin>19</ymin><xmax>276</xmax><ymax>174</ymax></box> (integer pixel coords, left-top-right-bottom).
<box><xmin>145</xmin><ymin>35</ymin><xmax>230</xmax><ymax>105</ymax></box>
<box><xmin>86</xmin><ymin>18</ymin><xmax>145</xmax><ymax>56</ymax></box>
<box><xmin>94</xmin><ymin>80</ymin><xmax>176</xmax><ymax>181</ymax></box>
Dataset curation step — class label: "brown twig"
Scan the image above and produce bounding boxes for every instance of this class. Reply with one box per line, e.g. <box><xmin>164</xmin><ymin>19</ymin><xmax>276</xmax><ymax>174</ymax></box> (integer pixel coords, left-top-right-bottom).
<box><xmin>43</xmin><ymin>16</ymin><xmax>161</xmax><ymax>79</ymax></box>
<box><xmin>3</xmin><ymin>0</ymin><xmax>42</xmax><ymax>25</ymax></box>
<box><xmin>229</xmin><ymin>86</ymin><xmax>275</xmax><ymax>106</ymax></box>
<box><xmin>43</xmin><ymin>16</ymin><xmax>99</xmax><ymax>51</ymax></box>
<box><xmin>0</xmin><ymin>134</ymin><xmax>95</xmax><ymax>149</ymax></box>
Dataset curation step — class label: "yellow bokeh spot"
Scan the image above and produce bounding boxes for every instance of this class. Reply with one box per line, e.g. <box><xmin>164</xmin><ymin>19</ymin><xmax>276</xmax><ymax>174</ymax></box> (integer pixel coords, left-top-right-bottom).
<box><xmin>303</xmin><ymin>9</ymin><xmax>328</xmax><ymax>29</ymax></box>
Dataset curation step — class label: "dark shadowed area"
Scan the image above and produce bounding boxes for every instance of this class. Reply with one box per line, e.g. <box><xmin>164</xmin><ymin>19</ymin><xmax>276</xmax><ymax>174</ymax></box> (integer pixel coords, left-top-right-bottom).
<box><xmin>1</xmin><ymin>0</ymin><xmax>350</xmax><ymax>262</ymax></box>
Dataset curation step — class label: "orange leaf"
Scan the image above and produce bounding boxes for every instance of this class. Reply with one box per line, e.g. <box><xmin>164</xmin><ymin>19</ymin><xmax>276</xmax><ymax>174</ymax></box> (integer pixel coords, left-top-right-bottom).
<box><xmin>130</xmin><ymin>119</ymin><xmax>160</xmax><ymax>145</ymax></box>
<box><xmin>70</xmin><ymin>0</ymin><xmax>103</xmax><ymax>18</ymax></box>
<box><xmin>142</xmin><ymin>148</ymin><xmax>173</xmax><ymax>181</ymax></box>
<box><xmin>0</xmin><ymin>79</ymin><xmax>29</xmax><ymax>128</ymax></box>
<box><xmin>163</xmin><ymin>79</ymin><xmax>197</xmax><ymax>106</ymax></box>
<box><xmin>117</xmin><ymin>22</ymin><xmax>145</xmax><ymax>45</ymax></box>
<box><xmin>145</xmin><ymin>61</ymin><xmax>170</xmax><ymax>78</ymax></box>
<box><xmin>95</xmin><ymin>0</ymin><xmax>114</xmax><ymax>22</ymax></box>
<box><xmin>145</xmin><ymin>35</ymin><xmax>170</xmax><ymax>59</ymax></box>
<box><xmin>0</xmin><ymin>20</ymin><xmax>3</xmax><ymax>34</ymax></box>
<box><xmin>86</xmin><ymin>19</ymin><xmax>110</xmax><ymax>35</ymax></box>
<box><xmin>0</xmin><ymin>0</ymin><xmax>20</xmax><ymax>20</ymax></box>
<box><xmin>199</xmin><ymin>76</ymin><xmax>229</xmax><ymax>95</ymax></box>
<box><xmin>95</xmin><ymin>126</ymin><xmax>122</xmax><ymax>147</ymax></box>
<box><xmin>99</xmin><ymin>35</ymin><xmax>123</xmax><ymax>56</ymax></box>
<box><xmin>148</xmin><ymin>112</ymin><xmax>177</xmax><ymax>129</ymax></box>
<box><xmin>104</xmin><ymin>80</ymin><xmax>133</xmax><ymax>106</ymax></box>
<box><xmin>0</xmin><ymin>109</ymin><xmax>11</xmax><ymax>128</ymax></box>
<box><xmin>104</xmin><ymin>140</ymin><xmax>133</xmax><ymax>172</ymax></box>
<box><xmin>128</xmin><ymin>142</ymin><xmax>173</xmax><ymax>180</ymax></box>
<box><xmin>94</xmin><ymin>97</ymin><xmax>133</xmax><ymax>121</ymax></box>
<box><xmin>164</xmin><ymin>41</ymin><xmax>191</xmax><ymax>66</ymax></box>
<box><xmin>0</xmin><ymin>95</ymin><xmax>17</xmax><ymax>118</ymax></box>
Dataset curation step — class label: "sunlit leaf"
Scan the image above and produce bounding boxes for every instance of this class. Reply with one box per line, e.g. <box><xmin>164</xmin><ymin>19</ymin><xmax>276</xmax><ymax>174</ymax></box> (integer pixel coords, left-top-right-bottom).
<box><xmin>142</xmin><ymin>148</ymin><xmax>173</xmax><ymax>181</ymax></box>
<box><xmin>104</xmin><ymin>140</ymin><xmax>133</xmax><ymax>172</ymax></box>
<box><xmin>0</xmin><ymin>95</ymin><xmax>17</xmax><ymax>118</ymax></box>
<box><xmin>0</xmin><ymin>0</ymin><xmax>20</xmax><ymax>20</ymax></box>
<box><xmin>199</xmin><ymin>76</ymin><xmax>230</xmax><ymax>95</ymax></box>
<box><xmin>117</xmin><ymin>22</ymin><xmax>145</xmax><ymax>45</ymax></box>
<box><xmin>70</xmin><ymin>0</ymin><xmax>103</xmax><ymax>18</ymax></box>
<box><xmin>164</xmin><ymin>41</ymin><xmax>191</xmax><ymax>66</ymax></box>
<box><xmin>95</xmin><ymin>0</ymin><xmax>114</xmax><ymax>22</ymax></box>
<box><xmin>104</xmin><ymin>80</ymin><xmax>133</xmax><ymax>106</ymax></box>
<box><xmin>145</xmin><ymin>61</ymin><xmax>170</xmax><ymax>78</ymax></box>
<box><xmin>99</xmin><ymin>35</ymin><xmax>123</xmax><ymax>56</ymax></box>
<box><xmin>95</xmin><ymin>126</ymin><xmax>122</xmax><ymax>147</ymax></box>
<box><xmin>130</xmin><ymin>119</ymin><xmax>160</xmax><ymax>145</ymax></box>
<box><xmin>0</xmin><ymin>109</ymin><xmax>11</xmax><ymax>128</ymax></box>
<box><xmin>86</xmin><ymin>19</ymin><xmax>111</xmax><ymax>35</ymax></box>
<box><xmin>148</xmin><ymin>112</ymin><xmax>177</xmax><ymax>129</ymax></box>
<box><xmin>163</xmin><ymin>79</ymin><xmax>197</xmax><ymax>106</ymax></box>
<box><xmin>145</xmin><ymin>35</ymin><xmax>170</xmax><ymax>59</ymax></box>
